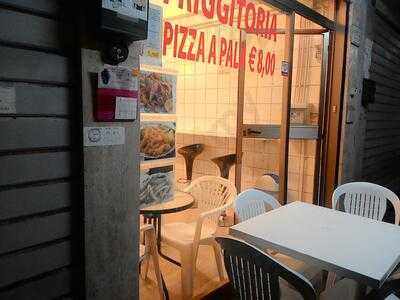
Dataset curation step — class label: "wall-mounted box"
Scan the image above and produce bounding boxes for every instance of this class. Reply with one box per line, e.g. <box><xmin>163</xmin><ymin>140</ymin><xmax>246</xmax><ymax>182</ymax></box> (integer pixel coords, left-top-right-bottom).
<box><xmin>101</xmin><ymin>0</ymin><xmax>149</xmax><ymax>41</ymax></box>
<box><xmin>362</xmin><ymin>78</ymin><xmax>376</xmax><ymax>108</ymax></box>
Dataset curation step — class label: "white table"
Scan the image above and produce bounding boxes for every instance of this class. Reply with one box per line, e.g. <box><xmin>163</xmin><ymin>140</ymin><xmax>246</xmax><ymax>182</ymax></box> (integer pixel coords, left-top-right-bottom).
<box><xmin>229</xmin><ymin>201</ymin><xmax>400</xmax><ymax>289</ymax></box>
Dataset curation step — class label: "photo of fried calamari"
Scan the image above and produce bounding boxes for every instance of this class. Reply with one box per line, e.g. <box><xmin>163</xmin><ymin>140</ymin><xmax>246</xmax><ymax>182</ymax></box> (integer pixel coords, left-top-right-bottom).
<box><xmin>139</xmin><ymin>71</ymin><xmax>176</xmax><ymax>113</ymax></box>
<box><xmin>140</xmin><ymin>165</ymin><xmax>175</xmax><ymax>207</ymax></box>
<box><xmin>140</xmin><ymin>122</ymin><xmax>175</xmax><ymax>161</ymax></box>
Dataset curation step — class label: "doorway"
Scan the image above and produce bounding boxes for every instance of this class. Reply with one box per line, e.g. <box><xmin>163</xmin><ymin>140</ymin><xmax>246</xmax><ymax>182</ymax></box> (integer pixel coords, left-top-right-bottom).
<box><xmin>235</xmin><ymin>8</ymin><xmax>334</xmax><ymax>205</ymax></box>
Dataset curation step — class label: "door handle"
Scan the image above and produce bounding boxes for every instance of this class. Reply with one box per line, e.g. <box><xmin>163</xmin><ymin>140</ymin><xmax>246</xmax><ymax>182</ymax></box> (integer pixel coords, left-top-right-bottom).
<box><xmin>247</xmin><ymin>129</ymin><xmax>262</xmax><ymax>135</ymax></box>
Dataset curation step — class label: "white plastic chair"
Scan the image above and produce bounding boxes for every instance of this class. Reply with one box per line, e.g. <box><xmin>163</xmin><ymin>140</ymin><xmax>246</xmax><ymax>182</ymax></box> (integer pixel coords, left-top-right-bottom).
<box><xmin>332</xmin><ymin>182</ymin><xmax>400</xmax><ymax>225</ymax></box>
<box><xmin>235</xmin><ymin>188</ymin><xmax>281</xmax><ymax>223</ymax></box>
<box><xmin>234</xmin><ymin>189</ymin><xmax>325</xmax><ymax>294</ymax></box>
<box><xmin>160</xmin><ymin>176</ymin><xmax>237</xmax><ymax>299</ymax></box>
<box><xmin>216</xmin><ymin>236</ymin><xmax>362</xmax><ymax>300</ymax></box>
<box><xmin>328</xmin><ymin>182</ymin><xmax>400</xmax><ymax>289</ymax></box>
<box><xmin>140</xmin><ymin>224</ymin><xmax>165</xmax><ymax>300</ymax></box>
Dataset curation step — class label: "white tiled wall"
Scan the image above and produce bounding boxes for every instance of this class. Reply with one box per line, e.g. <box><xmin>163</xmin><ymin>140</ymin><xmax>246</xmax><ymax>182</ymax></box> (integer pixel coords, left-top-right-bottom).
<box><xmin>145</xmin><ymin>0</ymin><xmax>323</xmax><ymax>202</ymax></box>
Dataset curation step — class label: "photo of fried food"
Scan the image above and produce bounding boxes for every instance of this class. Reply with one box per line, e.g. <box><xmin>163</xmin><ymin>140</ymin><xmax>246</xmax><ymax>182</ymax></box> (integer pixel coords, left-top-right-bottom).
<box><xmin>139</xmin><ymin>71</ymin><xmax>176</xmax><ymax>113</ymax></box>
<box><xmin>140</xmin><ymin>123</ymin><xmax>175</xmax><ymax>159</ymax></box>
<box><xmin>140</xmin><ymin>166</ymin><xmax>175</xmax><ymax>207</ymax></box>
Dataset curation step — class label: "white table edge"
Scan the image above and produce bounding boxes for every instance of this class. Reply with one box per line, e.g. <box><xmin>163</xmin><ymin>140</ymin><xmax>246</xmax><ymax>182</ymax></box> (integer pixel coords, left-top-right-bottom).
<box><xmin>229</xmin><ymin>226</ymin><xmax>400</xmax><ymax>289</ymax></box>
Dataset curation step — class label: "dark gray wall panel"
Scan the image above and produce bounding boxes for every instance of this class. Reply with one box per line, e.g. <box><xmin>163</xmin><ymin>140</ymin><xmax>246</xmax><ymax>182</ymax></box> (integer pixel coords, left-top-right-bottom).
<box><xmin>0</xmin><ymin>118</ymin><xmax>71</xmax><ymax>150</ymax></box>
<box><xmin>0</xmin><ymin>268</ymin><xmax>71</xmax><ymax>300</ymax></box>
<box><xmin>0</xmin><ymin>212</ymin><xmax>71</xmax><ymax>254</ymax></box>
<box><xmin>0</xmin><ymin>46</ymin><xmax>72</xmax><ymax>84</ymax></box>
<box><xmin>362</xmin><ymin>14</ymin><xmax>400</xmax><ymax>191</ymax></box>
<box><xmin>9</xmin><ymin>83</ymin><xmax>72</xmax><ymax>116</ymax></box>
<box><xmin>0</xmin><ymin>152</ymin><xmax>72</xmax><ymax>186</ymax></box>
<box><xmin>0</xmin><ymin>10</ymin><xmax>71</xmax><ymax>50</ymax></box>
<box><xmin>0</xmin><ymin>182</ymin><xmax>72</xmax><ymax>220</ymax></box>
<box><xmin>0</xmin><ymin>2</ymin><xmax>79</xmax><ymax>298</ymax></box>
<box><xmin>0</xmin><ymin>0</ymin><xmax>61</xmax><ymax>16</ymax></box>
<box><xmin>0</xmin><ymin>241</ymin><xmax>71</xmax><ymax>287</ymax></box>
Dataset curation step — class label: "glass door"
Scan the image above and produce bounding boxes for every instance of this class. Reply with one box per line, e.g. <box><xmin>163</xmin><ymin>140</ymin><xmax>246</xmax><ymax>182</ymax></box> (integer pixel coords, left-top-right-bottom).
<box><xmin>235</xmin><ymin>2</ymin><xmax>294</xmax><ymax>203</ymax></box>
<box><xmin>286</xmin><ymin>15</ymin><xmax>330</xmax><ymax>205</ymax></box>
<box><xmin>235</xmin><ymin>10</ymin><xmax>330</xmax><ymax>204</ymax></box>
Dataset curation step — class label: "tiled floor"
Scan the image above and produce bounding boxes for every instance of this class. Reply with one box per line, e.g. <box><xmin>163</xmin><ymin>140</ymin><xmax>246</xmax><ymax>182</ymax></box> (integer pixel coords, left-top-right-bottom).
<box><xmin>139</xmin><ymin>210</ymin><xmax>229</xmax><ymax>300</ymax></box>
<box><xmin>139</xmin><ymin>243</ymin><xmax>228</xmax><ymax>300</ymax></box>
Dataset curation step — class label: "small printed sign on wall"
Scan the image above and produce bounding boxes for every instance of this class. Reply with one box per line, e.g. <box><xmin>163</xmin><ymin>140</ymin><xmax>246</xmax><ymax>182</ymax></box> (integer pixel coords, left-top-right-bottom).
<box><xmin>281</xmin><ymin>61</ymin><xmax>289</xmax><ymax>77</ymax></box>
<box><xmin>115</xmin><ymin>97</ymin><xmax>137</xmax><ymax>120</ymax></box>
<box><xmin>0</xmin><ymin>85</ymin><xmax>16</xmax><ymax>114</ymax></box>
<box><xmin>84</xmin><ymin>127</ymin><xmax>125</xmax><ymax>146</ymax></box>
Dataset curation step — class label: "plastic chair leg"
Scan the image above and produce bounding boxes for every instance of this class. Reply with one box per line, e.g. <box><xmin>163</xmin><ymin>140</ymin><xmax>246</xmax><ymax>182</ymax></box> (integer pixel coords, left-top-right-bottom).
<box><xmin>151</xmin><ymin>250</ymin><xmax>165</xmax><ymax>300</ymax></box>
<box><xmin>181</xmin><ymin>248</ymin><xmax>194</xmax><ymax>299</ymax></box>
<box><xmin>212</xmin><ymin>242</ymin><xmax>225</xmax><ymax>281</ymax></box>
<box><xmin>141</xmin><ymin>257</ymin><xmax>150</xmax><ymax>280</ymax></box>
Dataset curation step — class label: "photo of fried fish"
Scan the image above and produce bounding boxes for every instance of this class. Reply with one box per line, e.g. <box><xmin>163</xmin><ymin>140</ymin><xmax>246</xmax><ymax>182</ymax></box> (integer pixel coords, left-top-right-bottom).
<box><xmin>140</xmin><ymin>166</ymin><xmax>175</xmax><ymax>207</ymax></box>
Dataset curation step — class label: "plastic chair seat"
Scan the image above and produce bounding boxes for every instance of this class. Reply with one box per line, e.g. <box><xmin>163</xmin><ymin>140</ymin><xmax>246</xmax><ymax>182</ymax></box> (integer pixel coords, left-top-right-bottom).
<box><xmin>278</xmin><ymin>278</ymin><xmax>359</xmax><ymax>299</ymax></box>
<box><xmin>161</xmin><ymin>222</ymin><xmax>215</xmax><ymax>248</ymax></box>
<box><xmin>320</xmin><ymin>278</ymin><xmax>359</xmax><ymax>300</ymax></box>
<box><xmin>274</xmin><ymin>253</ymin><xmax>324</xmax><ymax>293</ymax></box>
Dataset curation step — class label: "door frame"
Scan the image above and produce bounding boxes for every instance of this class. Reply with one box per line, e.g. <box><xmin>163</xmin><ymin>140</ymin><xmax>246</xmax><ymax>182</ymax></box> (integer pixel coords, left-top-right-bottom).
<box><xmin>321</xmin><ymin>0</ymin><xmax>349</xmax><ymax>207</ymax></box>
<box><xmin>234</xmin><ymin>0</ymin><xmax>348</xmax><ymax>206</ymax></box>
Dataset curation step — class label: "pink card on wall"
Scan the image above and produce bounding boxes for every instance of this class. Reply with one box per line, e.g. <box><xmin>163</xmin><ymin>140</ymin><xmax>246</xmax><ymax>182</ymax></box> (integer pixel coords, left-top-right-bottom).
<box><xmin>96</xmin><ymin>65</ymin><xmax>138</xmax><ymax>121</ymax></box>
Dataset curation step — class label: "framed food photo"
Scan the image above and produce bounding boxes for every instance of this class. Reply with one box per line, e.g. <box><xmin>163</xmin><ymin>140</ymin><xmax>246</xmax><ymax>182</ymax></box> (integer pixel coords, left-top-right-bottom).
<box><xmin>139</xmin><ymin>71</ymin><xmax>176</xmax><ymax>114</ymax></box>
<box><xmin>140</xmin><ymin>165</ymin><xmax>175</xmax><ymax>208</ymax></box>
<box><xmin>140</xmin><ymin>121</ymin><xmax>176</xmax><ymax>161</ymax></box>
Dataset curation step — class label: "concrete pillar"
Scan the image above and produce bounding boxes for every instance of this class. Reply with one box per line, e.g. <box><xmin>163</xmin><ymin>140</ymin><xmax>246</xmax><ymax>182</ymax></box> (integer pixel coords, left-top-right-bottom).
<box><xmin>81</xmin><ymin>47</ymin><xmax>141</xmax><ymax>299</ymax></box>
<box><xmin>338</xmin><ymin>0</ymin><xmax>374</xmax><ymax>183</ymax></box>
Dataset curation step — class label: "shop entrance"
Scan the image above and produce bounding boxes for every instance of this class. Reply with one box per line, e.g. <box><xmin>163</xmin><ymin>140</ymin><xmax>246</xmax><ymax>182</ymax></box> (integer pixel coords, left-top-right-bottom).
<box><xmin>139</xmin><ymin>0</ymin><xmax>346</xmax><ymax>298</ymax></box>
<box><xmin>235</xmin><ymin>8</ymin><xmax>333</xmax><ymax>205</ymax></box>
<box><xmin>139</xmin><ymin>0</ymin><xmax>342</xmax><ymax>205</ymax></box>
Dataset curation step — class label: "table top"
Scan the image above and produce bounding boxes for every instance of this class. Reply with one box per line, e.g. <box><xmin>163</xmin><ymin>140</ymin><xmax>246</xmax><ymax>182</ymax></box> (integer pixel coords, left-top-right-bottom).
<box><xmin>139</xmin><ymin>191</ymin><xmax>194</xmax><ymax>215</ymax></box>
<box><xmin>229</xmin><ymin>201</ymin><xmax>400</xmax><ymax>288</ymax></box>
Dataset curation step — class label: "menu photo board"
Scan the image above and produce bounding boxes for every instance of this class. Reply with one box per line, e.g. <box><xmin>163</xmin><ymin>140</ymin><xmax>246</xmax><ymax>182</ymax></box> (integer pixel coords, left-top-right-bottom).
<box><xmin>139</xmin><ymin>70</ymin><xmax>176</xmax><ymax>114</ymax></box>
<box><xmin>140</xmin><ymin>164</ymin><xmax>175</xmax><ymax>208</ymax></box>
<box><xmin>140</xmin><ymin>121</ymin><xmax>176</xmax><ymax>162</ymax></box>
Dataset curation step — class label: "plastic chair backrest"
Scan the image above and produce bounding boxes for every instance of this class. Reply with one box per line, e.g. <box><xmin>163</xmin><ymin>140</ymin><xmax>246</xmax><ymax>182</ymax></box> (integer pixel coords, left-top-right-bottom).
<box><xmin>185</xmin><ymin>176</ymin><xmax>237</xmax><ymax>210</ymax></box>
<box><xmin>235</xmin><ymin>188</ymin><xmax>281</xmax><ymax>223</ymax></box>
<box><xmin>185</xmin><ymin>176</ymin><xmax>237</xmax><ymax>230</ymax></box>
<box><xmin>332</xmin><ymin>182</ymin><xmax>400</xmax><ymax>225</ymax></box>
<box><xmin>216</xmin><ymin>236</ymin><xmax>317</xmax><ymax>300</ymax></box>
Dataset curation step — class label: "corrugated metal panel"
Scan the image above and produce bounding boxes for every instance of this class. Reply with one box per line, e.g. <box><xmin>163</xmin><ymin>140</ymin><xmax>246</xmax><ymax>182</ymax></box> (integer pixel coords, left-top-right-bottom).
<box><xmin>0</xmin><ymin>10</ymin><xmax>72</xmax><ymax>51</ymax></box>
<box><xmin>362</xmin><ymin>14</ymin><xmax>400</xmax><ymax>190</ymax></box>
<box><xmin>0</xmin><ymin>212</ymin><xmax>71</xmax><ymax>254</ymax></box>
<box><xmin>0</xmin><ymin>182</ymin><xmax>72</xmax><ymax>220</ymax></box>
<box><xmin>0</xmin><ymin>241</ymin><xmax>72</xmax><ymax>287</ymax></box>
<box><xmin>0</xmin><ymin>268</ymin><xmax>72</xmax><ymax>300</ymax></box>
<box><xmin>0</xmin><ymin>118</ymin><xmax>71</xmax><ymax>150</ymax></box>
<box><xmin>0</xmin><ymin>47</ymin><xmax>72</xmax><ymax>84</ymax></box>
<box><xmin>0</xmin><ymin>1</ymin><xmax>81</xmax><ymax>298</ymax></box>
<box><xmin>1</xmin><ymin>83</ymin><xmax>72</xmax><ymax>116</ymax></box>
<box><xmin>0</xmin><ymin>0</ymin><xmax>61</xmax><ymax>16</ymax></box>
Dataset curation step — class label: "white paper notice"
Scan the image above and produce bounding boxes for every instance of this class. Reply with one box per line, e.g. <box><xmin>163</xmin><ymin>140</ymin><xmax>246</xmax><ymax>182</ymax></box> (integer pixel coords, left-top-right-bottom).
<box><xmin>364</xmin><ymin>39</ymin><xmax>373</xmax><ymax>79</ymax></box>
<box><xmin>102</xmin><ymin>0</ymin><xmax>147</xmax><ymax>21</ymax></box>
<box><xmin>0</xmin><ymin>85</ymin><xmax>16</xmax><ymax>114</ymax></box>
<box><xmin>141</xmin><ymin>4</ymin><xmax>162</xmax><ymax>66</ymax></box>
<box><xmin>99</xmin><ymin>65</ymin><xmax>136</xmax><ymax>91</ymax></box>
<box><xmin>84</xmin><ymin>127</ymin><xmax>125</xmax><ymax>146</ymax></box>
<box><xmin>115</xmin><ymin>97</ymin><xmax>137</xmax><ymax>120</ymax></box>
